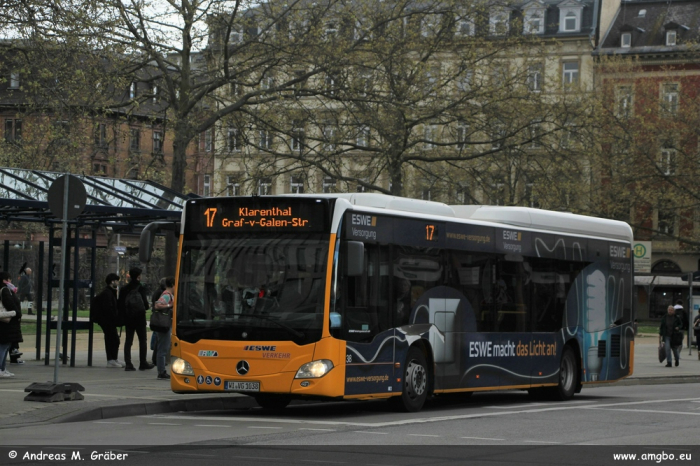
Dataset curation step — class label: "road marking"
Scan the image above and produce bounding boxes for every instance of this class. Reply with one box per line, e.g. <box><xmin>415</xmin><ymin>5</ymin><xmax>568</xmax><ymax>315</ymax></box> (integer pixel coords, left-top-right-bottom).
<box><xmin>152</xmin><ymin>397</ymin><xmax>700</xmax><ymax>429</ymax></box>
<box><xmin>408</xmin><ymin>434</ymin><xmax>439</xmax><ymax>437</ymax></box>
<box><xmin>194</xmin><ymin>424</ymin><xmax>231</xmax><ymax>427</ymax></box>
<box><xmin>298</xmin><ymin>428</ymin><xmax>336</xmax><ymax>431</ymax></box>
<box><xmin>461</xmin><ymin>436</ymin><xmax>504</xmax><ymax>441</ymax></box>
<box><xmin>249</xmin><ymin>426</ymin><xmax>283</xmax><ymax>429</ymax></box>
<box><xmin>584</xmin><ymin>407</ymin><xmax>700</xmax><ymax>416</ymax></box>
<box><xmin>524</xmin><ymin>440</ymin><xmax>561</xmax><ymax>444</ymax></box>
<box><xmin>352</xmin><ymin>431</ymin><xmax>388</xmax><ymax>434</ymax></box>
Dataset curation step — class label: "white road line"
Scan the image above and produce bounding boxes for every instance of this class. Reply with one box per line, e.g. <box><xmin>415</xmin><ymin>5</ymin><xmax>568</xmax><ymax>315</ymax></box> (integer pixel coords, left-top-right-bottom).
<box><xmin>584</xmin><ymin>407</ymin><xmax>700</xmax><ymax>416</ymax></box>
<box><xmin>194</xmin><ymin>424</ymin><xmax>232</xmax><ymax>427</ymax></box>
<box><xmin>249</xmin><ymin>426</ymin><xmax>283</xmax><ymax>429</ymax></box>
<box><xmin>461</xmin><ymin>437</ymin><xmax>504</xmax><ymax>441</ymax></box>
<box><xmin>152</xmin><ymin>397</ymin><xmax>700</xmax><ymax>429</ymax></box>
<box><xmin>298</xmin><ymin>428</ymin><xmax>336</xmax><ymax>431</ymax></box>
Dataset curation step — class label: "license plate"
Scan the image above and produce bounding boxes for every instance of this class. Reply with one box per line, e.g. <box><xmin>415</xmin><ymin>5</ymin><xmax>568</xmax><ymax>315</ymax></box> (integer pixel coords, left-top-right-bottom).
<box><xmin>224</xmin><ymin>381</ymin><xmax>260</xmax><ymax>392</ymax></box>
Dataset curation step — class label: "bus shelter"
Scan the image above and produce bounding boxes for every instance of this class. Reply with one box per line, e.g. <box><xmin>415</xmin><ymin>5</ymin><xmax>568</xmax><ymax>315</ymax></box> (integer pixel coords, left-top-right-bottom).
<box><xmin>0</xmin><ymin>168</ymin><xmax>192</xmax><ymax>366</ymax></box>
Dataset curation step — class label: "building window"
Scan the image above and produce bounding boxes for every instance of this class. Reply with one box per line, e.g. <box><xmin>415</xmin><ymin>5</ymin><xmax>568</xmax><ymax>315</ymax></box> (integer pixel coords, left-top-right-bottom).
<box><xmin>490</xmin><ymin>180</ymin><xmax>506</xmax><ymax>206</ymax></box>
<box><xmin>227</xmin><ymin>127</ymin><xmax>241</xmax><ymax>152</ymax></box>
<box><xmin>490</xmin><ymin>7</ymin><xmax>510</xmax><ymax>35</ymax></box>
<box><xmin>421</xmin><ymin>14</ymin><xmax>441</xmax><ymax>37</ymax></box>
<box><xmin>258</xmin><ymin>178</ymin><xmax>272</xmax><ymax>195</ymax></box>
<box><xmin>258</xmin><ymin>129</ymin><xmax>273</xmax><ymax>150</ymax></box>
<box><xmin>621</xmin><ymin>32</ymin><xmax>631</xmax><ymax>48</ymax></box>
<box><xmin>528</xmin><ymin>120</ymin><xmax>542</xmax><ymax>149</ymax></box>
<box><xmin>455</xmin><ymin>185</ymin><xmax>469</xmax><ymax>204</ymax></box>
<box><xmin>527</xmin><ymin>64</ymin><xmax>543</xmax><ymax>92</ymax></box>
<box><xmin>323</xmin><ymin>125</ymin><xmax>336</xmax><ymax>151</ymax></box>
<box><xmin>659</xmin><ymin>147</ymin><xmax>676</xmax><ymax>176</ymax></box>
<box><xmin>229</xmin><ymin>26</ymin><xmax>243</xmax><ymax>44</ymax></box>
<box><xmin>456</xmin><ymin>67</ymin><xmax>473</xmax><ymax>92</ymax></box>
<box><xmin>455</xmin><ymin>14</ymin><xmax>475</xmax><ymax>37</ymax></box>
<box><xmin>203</xmin><ymin>175</ymin><xmax>211</xmax><ymax>197</ymax></box>
<box><xmin>291</xmin><ymin>122</ymin><xmax>305</xmax><ymax>152</ymax></box>
<box><xmin>662</xmin><ymin>83</ymin><xmax>679</xmax><ymax>114</ymax></box>
<box><xmin>324</xmin><ymin>21</ymin><xmax>338</xmax><ymax>40</ymax></box>
<box><xmin>424</xmin><ymin>125</ymin><xmax>438</xmax><ymax>150</ymax></box>
<box><xmin>95</xmin><ymin>123</ymin><xmax>107</xmax><ymax>148</ymax></box>
<box><xmin>562</xmin><ymin>61</ymin><xmax>579</xmax><ymax>88</ymax></box>
<box><xmin>561</xmin><ymin>10</ymin><xmax>580</xmax><ymax>32</ymax></box>
<box><xmin>456</xmin><ymin>122</ymin><xmax>468</xmax><ymax>150</ymax></box>
<box><xmin>657</xmin><ymin>201</ymin><xmax>676</xmax><ymax>236</ymax></box>
<box><xmin>356</xmin><ymin>182</ymin><xmax>367</xmax><ymax>193</ymax></box>
<box><xmin>260</xmin><ymin>74</ymin><xmax>274</xmax><ymax>90</ymax></box>
<box><xmin>357</xmin><ymin>126</ymin><xmax>370</xmax><ymax>147</ymax></box>
<box><xmin>129</xmin><ymin>82</ymin><xmax>137</xmax><ymax>99</ymax></box>
<box><xmin>290</xmin><ymin>175</ymin><xmax>304</xmax><ymax>194</ymax></box>
<box><xmin>130</xmin><ymin>128</ymin><xmax>140</xmax><ymax>152</ymax></box>
<box><xmin>421</xmin><ymin>187</ymin><xmax>431</xmax><ymax>201</ymax></box>
<box><xmin>4</xmin><ymin>119</ymin><xmax>21</xmax><ymax>143</ymax></box>
<box><xmin>152</xmin><ymin>85</ymin><xmax>159</xmax><ymax>103</ymax></box>
<box><xmin>524</xmin><ymin>182</ymin><xmax>540</xmax><ymax>208</ymax></box>
<box><xmin>324</xmin><ymin>74</ymin><xmax>337</xmax><ymax>96</ymax></box>
<box><xmin>226</xmin><ymin>175</ymin><xmax>241</xmax><ymax>196</ymax></box>
<box><xmin>9</xmin><ymin>71</ymin><xmax>20</xmax><ymax>89</ymax></box>
<box><xmin>93</xmin><ymin>162</ymin><xmax>107</xmax><ymax>175</ymax></box>
<box><xmin>616</xmin><ymin>85</ymin><xmax>633</xmax><ymax>118</ymax></box>
<box><xmin>152</xmin><ymin>131</ymin><xmax>163</xmax><ymax>154</ymax></box>
<box><xmin>322</xmin><ymin>176</ymin><xmax>336</xmax><ymax>193</ymax></box>
<box><xmin>666</xmin><ymin>30</ymin><xmax>676</xmax><ymax>46</ymax></box>
<box><xmin>204</xmin><ymin>128</ymin><xmax>213</xmax><ymax>152</ymax></box>
<box><xmin>559</xmin><ymin>124</ymin><xmax>574</xmax><ymax>149</ymax></box>
<box><xmin>524</xmin><ymin>9</ymin><xmax>545</xmax><ymax>34</ymax></box>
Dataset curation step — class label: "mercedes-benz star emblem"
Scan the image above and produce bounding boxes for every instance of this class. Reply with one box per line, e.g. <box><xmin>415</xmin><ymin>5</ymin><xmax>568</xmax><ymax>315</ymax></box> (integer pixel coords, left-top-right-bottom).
<box><xmin>236</xmin><ymin>360</ymin><xmax>250</xmax><ymax>376</ymax></box>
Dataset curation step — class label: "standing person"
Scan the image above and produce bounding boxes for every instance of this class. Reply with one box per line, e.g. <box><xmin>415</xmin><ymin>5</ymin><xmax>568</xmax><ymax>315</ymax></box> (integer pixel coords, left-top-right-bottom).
<box><xmin>152</xmin><ymin>277</ymin><xmax>174</xmax><ymax>380</ymax></box>
<box><xmin>149</xmin><ymin>278</ymin><xmax>166</xmax><ymax>365</ymax></box>
<box><xmin>674</xmin><ymin>300</ymin><xmax>688</xmax><ymax>330</ymax></box>
<box><xmin>17</xmin><ymin>267</ymin><xmax>33</xmax><ymax>315</ymax></box>
<box><xmin>0</xmin><ymin>271</ymin><xmax>22</xmax><ymax>377</ymax></box>
<box><xmin>91</xmin><ymin>273</ymin><xmax>124</xmax><ymax>368</ymax></box>
<box><xmin>693</xmin><ymin>311</ymin><xmax>700</xmax><ymax>356</ymax></box>
<box><xmin>659</xmin><ymin>305</ymin><xmax>683</xmax><ymax>367</ymax></box>
<box><xmin>118</xmin><ymin>267</ymin><xmax>154</xmax><ymax>372</ymax></box>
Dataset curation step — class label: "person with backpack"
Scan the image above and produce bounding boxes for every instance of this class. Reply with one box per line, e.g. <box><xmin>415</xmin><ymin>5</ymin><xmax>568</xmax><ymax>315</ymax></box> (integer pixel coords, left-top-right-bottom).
<box><xmin>118</xmin><ymin>267</ymin><xmax>154</xmax><ymax>372</ymax></box>
<box><xmin>91</xmin><ymin>273</ymin><xmax>124</xmax><ymax>368</ymax></box>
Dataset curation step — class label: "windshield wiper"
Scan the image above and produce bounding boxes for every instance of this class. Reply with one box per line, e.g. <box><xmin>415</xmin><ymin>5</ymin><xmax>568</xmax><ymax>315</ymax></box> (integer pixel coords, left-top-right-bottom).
<box><xmin>236</xmin><ymin>313</ymin><xmax>305</xmax><ymax>339</ymax></box>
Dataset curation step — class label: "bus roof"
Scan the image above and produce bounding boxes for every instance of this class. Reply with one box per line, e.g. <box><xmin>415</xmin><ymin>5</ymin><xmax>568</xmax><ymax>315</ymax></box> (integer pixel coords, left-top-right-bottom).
<box><xmin>248</xmin><ymin>194</ymin><xmax>634</xmax><ymax>243</ymax></box>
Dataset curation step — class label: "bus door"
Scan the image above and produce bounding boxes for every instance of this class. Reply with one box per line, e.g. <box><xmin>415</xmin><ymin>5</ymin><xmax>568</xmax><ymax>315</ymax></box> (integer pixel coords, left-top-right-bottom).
<box><xmin>494</xmin><ymin>257</ymin><xmax>532</xmax><ymax>388</ymax></box>
<box><xmin>341</xmin><ymin>243</ymin><xmax>395</xmax><ymax>397</ymax></box>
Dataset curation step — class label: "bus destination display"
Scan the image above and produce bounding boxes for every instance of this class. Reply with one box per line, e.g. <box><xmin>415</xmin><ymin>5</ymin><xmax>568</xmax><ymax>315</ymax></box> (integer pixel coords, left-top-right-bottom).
<box><xmin>186</xmin><ymin>198</ymin><xmax>329</xmax><ymax>233</ymax></box>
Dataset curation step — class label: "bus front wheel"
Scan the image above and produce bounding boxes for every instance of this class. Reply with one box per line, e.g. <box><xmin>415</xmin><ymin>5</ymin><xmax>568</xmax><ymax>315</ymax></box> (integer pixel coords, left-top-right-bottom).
<box><xmin>395</xmin><ymin>347</ymin><xmax>429</xmax><ymax>412</ymax></box>
<box><xmin>254</xmin><ymin>394</ymin><xmax>292</xmax><ymax>410</ymax></box>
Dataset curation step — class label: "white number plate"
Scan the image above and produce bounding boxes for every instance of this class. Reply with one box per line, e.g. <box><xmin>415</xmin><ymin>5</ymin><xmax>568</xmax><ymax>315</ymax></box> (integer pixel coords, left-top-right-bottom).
<box><xmin>224</xmin><ymin>381</ymin><xmax>260</xmax><ymax>392</ymax></box>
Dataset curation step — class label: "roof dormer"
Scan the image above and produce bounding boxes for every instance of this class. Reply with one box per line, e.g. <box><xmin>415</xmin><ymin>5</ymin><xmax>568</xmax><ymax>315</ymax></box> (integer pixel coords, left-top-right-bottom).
<box><xmin>522</xmin><ymin>0</ymin><xmax>547</xmax><ymax>35</ymax></box>
<box><xmin>557</xmin><ymin>0</ymin><xmax>584</xmax><ymax>33</ymax></box>
<box><xmin>489</xmin><ymin>5</ymin><xmax>512</xmax><ymax>36</ymax></box>
<box><xmin>663</xmin><ymin>21</ymin><xmax>688</xmax><ymax>46</ymax></box>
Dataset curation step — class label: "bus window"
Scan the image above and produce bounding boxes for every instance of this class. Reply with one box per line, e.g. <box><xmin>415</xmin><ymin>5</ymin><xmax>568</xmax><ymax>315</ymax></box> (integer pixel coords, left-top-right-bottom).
<box><xmin>448</xmin><ymin>252</ymin><xmax>495</xmax><ymax>332</ymax></box>
<box><xmin>496</xmin><ymin>257</ymin><xmax>531</xmax><ymax>332</ymax></box>
<box><xmin>395</xmin><ymin>246</ymin><xmax>442</xmax><ymax>325</ymax></box>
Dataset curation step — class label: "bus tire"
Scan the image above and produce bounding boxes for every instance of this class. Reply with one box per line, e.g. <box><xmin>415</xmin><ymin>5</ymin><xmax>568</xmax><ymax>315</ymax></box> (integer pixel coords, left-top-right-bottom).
<box><xmin>396</xmin><ymin>346</ymin><xmax>429</xmax><ymax>412</ymax></box>
<box><xmin>254</xmin><ymin>394</ymin><xmax>292</xmax><ymax>410</ymax></box>
<box><xmin>548</xmin><ymin>346</ymin><xmax>578</xmax><ymax>401</ymax></box>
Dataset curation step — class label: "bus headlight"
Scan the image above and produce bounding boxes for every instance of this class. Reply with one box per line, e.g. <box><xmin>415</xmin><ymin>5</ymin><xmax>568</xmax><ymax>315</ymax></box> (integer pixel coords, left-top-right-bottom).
<box><xmin>295</xmin><ymin>360</ymin><xmax>334</xmax><ymax>378</ymax></box>
<box><xmin>171</xmin><ymin>357</ymin><xmax>195</xmax><ymax>376</ymax></box>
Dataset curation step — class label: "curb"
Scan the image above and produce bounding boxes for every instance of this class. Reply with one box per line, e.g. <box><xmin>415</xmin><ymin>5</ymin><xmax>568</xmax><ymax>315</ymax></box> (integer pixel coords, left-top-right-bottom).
<box><xmin>58</xmin><ymin>395</ymin><xmax>257</xmax><ymax>423</ymax></box>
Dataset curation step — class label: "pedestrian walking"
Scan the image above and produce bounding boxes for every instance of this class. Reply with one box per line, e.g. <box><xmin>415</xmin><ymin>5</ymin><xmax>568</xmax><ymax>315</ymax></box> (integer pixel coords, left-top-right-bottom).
<box><xmin>91</xmin><ymin>273</ymin><xmax>124</xmax><ymax>368</ymax></box>
<box><xmin>659</xmin><ymin>305</ymin><xmax>683</xmax><ymax>367</ymax></box>
<box><xmin>0</xmin><ymin>271</ymin><xmax>23</xmax><ymax>377</ymax></box>
<box><xmin>118</xmin><ymin>267</ymin><xmax>154</xmax><ymax>372</ymax></box>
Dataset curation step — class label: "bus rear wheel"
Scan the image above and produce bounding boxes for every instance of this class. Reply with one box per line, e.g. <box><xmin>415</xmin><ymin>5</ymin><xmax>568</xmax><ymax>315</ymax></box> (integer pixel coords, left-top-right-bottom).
<box><xmin>548</xmin><ymin>346</ymin><xmax>578</xmax><ymax>401</ymax></box>
<box><xmin>254</xmin><ymin>394</ymin><xmax>292</xmax><ymax>410</ymax></box>
<box><xmin>394</xmin><ymin>347</ymin><xmax>429</xmax><ymax>412</ymax></box>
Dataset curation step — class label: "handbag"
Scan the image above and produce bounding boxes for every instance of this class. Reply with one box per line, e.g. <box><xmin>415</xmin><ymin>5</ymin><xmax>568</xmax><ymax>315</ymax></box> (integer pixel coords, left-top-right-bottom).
<box><xmin>0</xmin><ymin>288</ymin><xmax>15</xmax><ymax>323</ymax></box>
<box><xmin>658</xmin><ymin>343</ymin><xmax>666</xmax><ymax>363</ymax></box>
<box><xmin>149</xmin><ymin>309</ymin><xmax>171</xmax><ymax>332</ymax></box>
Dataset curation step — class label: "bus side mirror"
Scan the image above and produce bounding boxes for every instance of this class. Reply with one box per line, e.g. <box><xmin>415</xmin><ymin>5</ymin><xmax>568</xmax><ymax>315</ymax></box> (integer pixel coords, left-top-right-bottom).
<box><xmin>345</xmin><ymin>241</ymin><xmax>364</xmax><ymax>277</ymax></box>
<box><xmin>139</xmin><ymin>221</ymin><xmax>180</xmax><ymax>263</ymax></box>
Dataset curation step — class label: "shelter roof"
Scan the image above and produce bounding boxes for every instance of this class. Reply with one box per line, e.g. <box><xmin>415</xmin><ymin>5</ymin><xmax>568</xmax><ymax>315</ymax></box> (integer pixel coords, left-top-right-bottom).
<box><xmin>0</xmin><ymin>168</ymin><xmax>192</xmax><ymax>231</ymax></box>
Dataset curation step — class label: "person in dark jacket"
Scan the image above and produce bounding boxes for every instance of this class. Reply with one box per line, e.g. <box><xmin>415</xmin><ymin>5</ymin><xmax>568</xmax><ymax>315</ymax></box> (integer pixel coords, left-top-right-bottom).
<box><xmin>659</xmin><ymin>305</ymin><xmax>683</xmax><ymax>367</ymax></box>
<box><xmin>92</xmin><ymin>273</ymin><xmax>124</xmax><ymax>368</ymax></box>
<box><xmin>0</xmin><ymin>271</ymin><xmax>22</xmax><ymax>377</ymax></box>
<box><xmin>118</xmin><ymin>267</ymin><xmax>154</xmax><ymax>372</ymax></box>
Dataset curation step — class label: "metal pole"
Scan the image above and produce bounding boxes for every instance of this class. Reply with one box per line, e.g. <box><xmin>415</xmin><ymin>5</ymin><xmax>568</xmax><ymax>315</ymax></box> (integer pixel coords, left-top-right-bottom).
<box><xmin>53</xmin><ymin>177</ymin><xmax>70</xmax><ymax>384</ymax></box>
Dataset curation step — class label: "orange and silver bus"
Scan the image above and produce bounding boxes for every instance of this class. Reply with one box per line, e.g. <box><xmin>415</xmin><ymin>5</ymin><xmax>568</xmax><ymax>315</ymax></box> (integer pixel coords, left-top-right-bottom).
<box><xmin>140</xmin><ymin>194</ymin><xmax>634</xmax><ymax>412</ymax></box>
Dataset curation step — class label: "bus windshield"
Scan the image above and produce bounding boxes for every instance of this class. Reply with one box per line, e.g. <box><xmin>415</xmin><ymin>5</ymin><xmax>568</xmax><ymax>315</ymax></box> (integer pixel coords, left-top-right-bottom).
<box><xmin>176</xmin><ymin>233</ymin><xmax>329</xmax><ymax>345</ymax></box>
